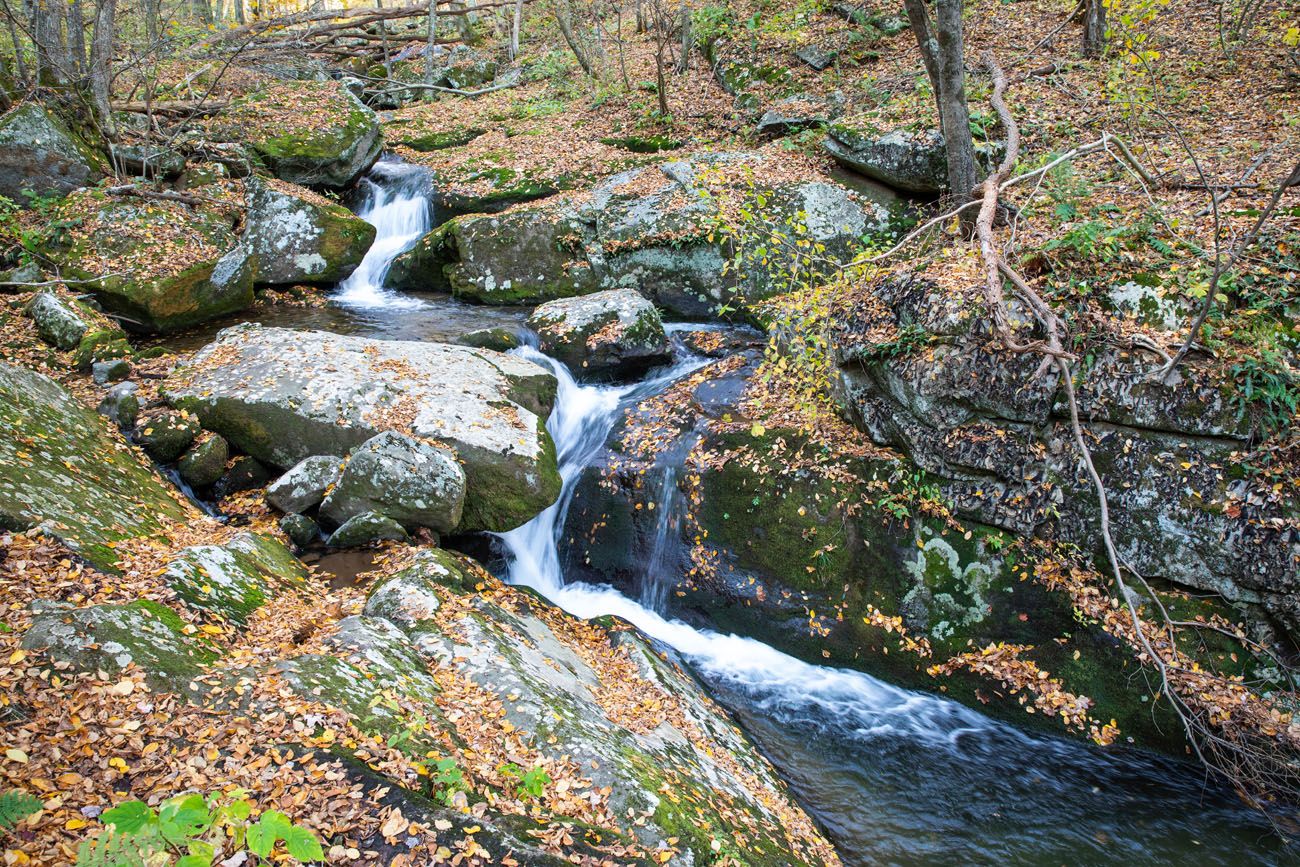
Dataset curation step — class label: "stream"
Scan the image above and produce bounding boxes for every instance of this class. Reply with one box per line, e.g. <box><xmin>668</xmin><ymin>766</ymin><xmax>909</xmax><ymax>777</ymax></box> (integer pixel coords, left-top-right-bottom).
<box><xmin>235</xmin><ymin>161</ymin><xmax>1291</xmax><ymax>865</ymax></box>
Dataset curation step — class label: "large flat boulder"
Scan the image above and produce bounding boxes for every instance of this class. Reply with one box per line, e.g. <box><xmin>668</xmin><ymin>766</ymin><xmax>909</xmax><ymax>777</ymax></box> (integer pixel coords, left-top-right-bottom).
<box><xmin>162</xmin><ymin>325</ymin><xmax>560</xmax><ymax>532</ymax></box>
<box><xmin>0</xmin><ymin>362</ymin><xmax>189</xmax><ymax>571</ymax></box>
<box><xmin>0</xmin><ymin>103</ymin><xmax>105</xmax><ymax>203</ymax></box>
<box><xmin>242</xmin><ymin>175</ymin><xmax>376</xmax><ymax>284</ymax></box>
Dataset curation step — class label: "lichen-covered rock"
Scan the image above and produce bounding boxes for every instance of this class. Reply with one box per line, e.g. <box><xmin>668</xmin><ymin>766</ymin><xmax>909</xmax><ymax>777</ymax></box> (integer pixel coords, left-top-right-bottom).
<box><xmin>529</xmin><ymin>288</ymin><xmax>670</xmax><ymax>379</ymax></box>
<box><xmin>22</xmin><ymin>600</ymin><xmax>215</xmax><ymax>693</ymax></box>
<box><xmin>176</xmin><ymin>434</ymin><xmax>229</xmax><ymax>488</ymax></box>
<box><xmin>0</xmin><ymin>103</ymin><xmax>105</xmax><ymax>203</ymax></box>
<box><xmin>320</xmin><ymin>432</ymin><xmax>466</xmax><ymax>534</ymax></box>
<box><xmin>39</xmin><ymin>184</ymin><xmax>256</xmax><ymax>333</ymax></box>
<box><xmin>108</xmin><ymin>142</ymin><xmax>186</xmax><ymax>180</ymax></box>
<box><xmin>280</xmin><ymin>513</ymin><xmax>319</xmax><ymax>547</ymax></box>
<box><xmin>134</xmin><ymin>409</ymin><xmax>201</xmax><ymax>463</ymax></box>
<box><xmin>327</xmin><ymin>511</ymin><xmax>408</xmax><ymax>547</ymax></box>
<box><xmin>163</xmin><ymin>325</ymin><xmax>560</xmax><ymax>532</ymax></box>
<box><xmin>0</xmin><ymin>363</ymin><xmax>188</xmax><ymax>570</ymax></box>
<box><xmin>823</xmin><ymin>123</ymin><xmax>1001</xmax><ymax>195</ymax></box>
<box><xmin>242</xmin><ymin>175</ymin><xmax>376</xmax><ymax>284</ymax></box>
<box><xmin>217</xmin><ymin>81</ymin><xmax>383</xmax><ymax>189</ymax></box>
<box><xmin>26</xmin><ymin>290</ymin><xmax>90</xmax><ymax>349</ymax></box>
<box><xmin>266</xmin><ymin>454</ymin><xmax>343</xmax><ymax>514</ymax></box>
<box><xmin>163</xmin><ymin>531</ymin><xmax>308</xmax><ymax>624</ymax></box>
<box><xmin>97</xmin><ymin>381</ymin><xmax>140</xmax><ymax>430</ymax></box>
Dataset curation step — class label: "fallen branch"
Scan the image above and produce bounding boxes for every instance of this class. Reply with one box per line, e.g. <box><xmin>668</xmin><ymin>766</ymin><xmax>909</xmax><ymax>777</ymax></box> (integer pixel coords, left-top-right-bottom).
<box><xmin>111</xmin><ymin>99</ymin><xmax>229</xmax><ymax>115</ymax></box>
<box><xmin>103</xmin><ymin>184</ymin><xmax>220</xmax><ymax>208</ymax></box>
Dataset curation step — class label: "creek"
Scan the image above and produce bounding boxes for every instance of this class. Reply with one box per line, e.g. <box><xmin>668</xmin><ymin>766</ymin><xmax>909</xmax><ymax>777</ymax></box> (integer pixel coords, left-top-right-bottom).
<box><xmin>184</xmin><ymin>161</ymin><xmax>1290</xmax><ymax>865</ymax></box>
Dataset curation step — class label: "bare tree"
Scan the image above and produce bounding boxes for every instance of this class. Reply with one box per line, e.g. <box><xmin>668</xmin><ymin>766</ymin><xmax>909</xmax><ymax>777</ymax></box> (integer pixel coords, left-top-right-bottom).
<box><xmin>87</xmin><ymin>0</ymin><xmax>113</xmax><ymax>134</ymax></box>
<box><xmin>901</xmin><ymin>0</ymin><xmax>978</xmax><ymax>212</ymax></box>
<box><xmin>1081</xmin><ymin>0</ymin><xmax>1105</xmax><ymax>58</ymax></box>
<box><xmin>555</xmin><ymin>0</ymin><xmax>599</xmax><ymax>76</ymax></box>
<box><xmin>507</xmin><ymin>0</ymin><xmax>522</xmax><ymax>59</ymax></box>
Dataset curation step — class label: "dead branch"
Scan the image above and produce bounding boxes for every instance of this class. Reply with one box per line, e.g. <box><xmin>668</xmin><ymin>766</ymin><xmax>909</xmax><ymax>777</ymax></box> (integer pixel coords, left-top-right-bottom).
<box><xmin>112</xmin><ymin>99</ymin><xmax>229</xmax><ymax>115</ymax></box>
<box><xmin>103</xmin><ymin>184</ymin><xmax>220</xmax><ymax>207</ymax></box>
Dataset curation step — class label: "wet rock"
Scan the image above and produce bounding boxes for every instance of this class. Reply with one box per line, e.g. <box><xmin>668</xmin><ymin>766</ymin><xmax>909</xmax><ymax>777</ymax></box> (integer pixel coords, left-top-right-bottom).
<box><xmin>163</xmin><ymin>531</ymin><xmax>307</xmax><ymax>624</ymax></box>
<box><xmin>0</xmin><ymin>364</ymin><xmax>188</xmax><ymax>570</ymax></box>
<box><xmin>92</xmin><ymin>357</ymin><xmax>131</xmax><ymax>384</ymax></box>
<box><xmin>163</xmin><ymin>325</ymin><xmax>560</xmax><ymax>532</ymax></box>
<box><xmin>241</xmin><ymin>175</ymin><xmax>376</xmax><ymax>285</ymax></box>
<box><xmin>280</xmin><ymin>513</ymin><xmax>319</xmax><ymax>548</ymax></box>
<box><xmin>26</xmin><ymin>290</ymin><xmax>90</xmax><ymax>349</ymax></box>
<box><xmin>529</xmin><ymin>288</ymin><xmax>670</xmax><ymax>379</ymax></box>
<box><xmin>176</xmin><ymin>434</ymin><xmax>229</xmax><ymax>488</ymax></box>
<box><xmin>823</xmin><ymin>123</ymin><xmax>1002</xmax><ymax>194</ymax></box>
<box><xmin>108</xmin><ymin>143</ymin><xmax>186</xmax><ymax>180</ymax></box>
<box><xmin>455</xmin><ymin>326</ymin><xmax>522</xmax><ymax>352</ymax></box>
<box><xmin>0</xmin><ymin>103</ymin><xmax>105</xmax><ymax>203</ymax></box>
<box><xmin>320</xmin><ymin>432</ymin><xmax>466</xmax><ymax>534</ymax></box>
<box><xmin>266</xmin><ymin>454</ymin><xmax>344</xmax><ymax>514</ymax></box>
<box><xmin>97</xmin><ymin>381</ymin><xmax>140</xmax><ymax>430</ymax></box>
<box><xmin>327</xmin><ymin>511</ymin><xmax>409</xmax><ymax>547</ymax></box>
<box><xmin>134</xmin><ymin>409</ymin><xmax>201</xmax><ymax>463</ymax></box>
<box><xmin>22</xmin><ymin>600</ymin><xmax>215</xmax><ymax>693</ymax></box>
<box><xmin>212</xmin><ymin>455</ymin><xmax>270</xmax><ymax>499</ymax></box>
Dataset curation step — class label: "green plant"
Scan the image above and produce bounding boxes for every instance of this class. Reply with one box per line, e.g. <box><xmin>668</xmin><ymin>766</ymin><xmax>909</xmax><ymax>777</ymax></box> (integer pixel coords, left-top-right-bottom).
<box><xmin>77</xmin><ymin>790</ymin><xmax>323</xmax><ymax>866</ymax></box>
<box><xmin>429</xmin><ymin>757</ymin><xmax>468</xmax><ymax>805</ymax></box>
<box><xmin>691</xmin><ymin>4</ymin><xmax>737</xmax><ymax>43</ymax></box>
<box><xmin>1231</xmin><ymin>350</ymin><xmax>1299</xmax><ymax>438</ymax></box>
<box><xmin>0</xmin><ymin>789</ymin><xmax>42</xmax><ymax>831</ymax></box>
<box><xmin>498</xmin><ymin>763</ymin><xmax>551</xmax><ymax>799</ymax></box>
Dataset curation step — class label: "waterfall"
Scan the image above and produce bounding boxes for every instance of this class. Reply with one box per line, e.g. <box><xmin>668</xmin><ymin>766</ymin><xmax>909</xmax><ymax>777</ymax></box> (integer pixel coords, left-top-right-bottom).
<box><xmin>334</xmin><ymin>158</ymin><xmax>432</xmax><ymax>309</ymax></box>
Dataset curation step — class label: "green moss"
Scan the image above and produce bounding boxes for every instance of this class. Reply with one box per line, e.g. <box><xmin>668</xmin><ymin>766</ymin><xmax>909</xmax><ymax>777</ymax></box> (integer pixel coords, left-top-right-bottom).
<box><xmin>599</xmin><ymin>135</ymin><xmax>684</xmax><ymax>153</ymax></box>
<box><xmin>400</xmin><ymin>127</ymin><xmax>486</xmax><ymax>151</ymax></box>
<box><xmin>164</xmin><ymin>533</ymin><xmax>307</xmax><ymax>625</ymax></box>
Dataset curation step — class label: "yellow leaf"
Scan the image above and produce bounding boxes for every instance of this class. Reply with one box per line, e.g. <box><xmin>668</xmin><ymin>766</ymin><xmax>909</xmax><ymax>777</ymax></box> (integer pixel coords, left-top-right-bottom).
<box><xmin>5</xmin><ymin>749</ymin><xmax>28</xmax><ymax>764</ymax></box>
<box><xmin>7</xmin><ymin>650</ymin><xmax>26</xmax><ymax>665</ymax></box>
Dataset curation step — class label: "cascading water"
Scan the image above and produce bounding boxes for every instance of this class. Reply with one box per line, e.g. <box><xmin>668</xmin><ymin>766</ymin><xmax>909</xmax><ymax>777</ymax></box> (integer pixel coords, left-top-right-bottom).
<box><xmin>333</xmin><ymin>158</ymin><xmax>433</xmax><ymax>309</ymax></box>
<box><xmin>498</xmin><ymin>344</ymin><xmax>1285</xmax><ymax>866</ymax></box>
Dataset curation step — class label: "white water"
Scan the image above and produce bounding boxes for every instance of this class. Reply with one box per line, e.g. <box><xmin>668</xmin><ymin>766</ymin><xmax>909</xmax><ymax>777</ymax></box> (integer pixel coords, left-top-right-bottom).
<box><xmin>498</xmin><ymin>346</ymin><xmax>997</xmax><ymax>748</ymax></box>
<box><xmin>333</xmin><ymin>158</ymin><xmax>432</xmax><ymax>310</ymax></box>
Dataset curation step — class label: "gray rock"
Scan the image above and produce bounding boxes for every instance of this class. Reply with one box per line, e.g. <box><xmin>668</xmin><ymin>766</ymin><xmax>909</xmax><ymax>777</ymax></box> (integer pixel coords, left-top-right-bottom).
<box><xmin>109</xmin><ymin>143</ymin><xmax>186</xmax><ymax>180</ymax></box>
<box><xmin>1106</xmin><ymin>280</ymin><xmax>1189</xmax><ymax>331</ymax></box>
<box><xmin>97</xmin><ymin>381</ymin><xmax>140</xmax><ymax>430</ymax></box>
<box><xmin>757</xmin><ymin>94</ymin><xmax>842</xmax><ymax>136</ymax></box>
<box><xmin>455</xmin><ymin>326</ymin><xmax>522</xmax><ymax>352</ymax></box>
<box><xmin>162</xmin><ymin>531</ymin><xmax>307</xmax><ymax>624</ymax></box>
<box><xmin>321</xmin><ymin>432</ymin><xmax>466</xmax><ymax>534</ymax></box>
<box><xmin>266</xmin><ymin>454</ymin><xmax>344</xmax><ymax>514</ymax></box>
<box><xmin>823</xmin><ymin>124</ymin><xmax>1002</xmax><ymax>195</ymax></box>
<box><xmin>327</xmin><ymin>511</ymin><xmax>409</xmax><ymax>547</ymax></box>
<box><xmin>176</xmin><ymin>434</ymin><xmax>229</xmax><ymax>488</ymax></box>
<box><xmin>795</xmin><ymin>44</ymin><xmax>837</xmax><ymax>71</ymax></box>
<box><xmin>212</xmin><ymin>455</ymin><xmax>270</xmax><ymax>499</ymax></box>
<box><xmin>163</xmin><ymin>325</ymin><xmax>560</xmax><ymax>532</ymax></box>
<box><xmin>92</xmin><ymin>357</ymin><xmax>131</xmax><ymax>384</ymax></box>
<box><xmin>134</xmin><ymin>410</ymin><xmax>201</xmax><ymax>462</ymax></box>
<box><xmin>26</xmin><ymin>290</ymin><xmax>89</xmax><ymax>349</ymax></box>
<box><xmin>241</xmin><ymin>175</ymin><xmax>376</xmax><ymax>285</ymax></box>
<box><xmin>280</xmin><ymin>513</ymin><xmax>320</xmax><ymax>548</ymax></box>
<box><xmin>0</xmin><ymin>103</ymin><xmax>105</xmax><ymax>203</ymax></box>
<box><xmin>529</xmin><ymin>288</ymin><xmax>670</xmax><ymax>379</ymax></box>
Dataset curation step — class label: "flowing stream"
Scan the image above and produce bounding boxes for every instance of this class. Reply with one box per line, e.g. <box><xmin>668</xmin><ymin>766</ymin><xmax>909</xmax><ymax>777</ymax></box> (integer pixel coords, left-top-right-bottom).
<box><xmin>320</xmin><ymin>164</ymin><xmax>1288</xmax><ymax>866</ymax></box>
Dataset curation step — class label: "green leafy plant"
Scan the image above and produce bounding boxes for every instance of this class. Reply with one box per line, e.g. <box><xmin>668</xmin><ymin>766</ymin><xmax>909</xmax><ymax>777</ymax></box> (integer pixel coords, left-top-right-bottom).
<box><xmin>429</xmin><ymin>757</ymin><xmax>468</xmax><ymax>805</ymax></box>
<box><xmin>76</xmin><ymin>790</ymin><xmax>323</xmax><ymax>866</ymax></box>
<box><xmin>0</xmin><ymin>789</ymin><xmax>42</xmax><ymax>831</ymax></box>
<box><xmin>1231</xmin><ymin>350</ymin><xmax>1299</xmax><ymax>438</ymax></box>
<box><xmin>498</xmin><ymin>763</ymin><xmax>551</xmax><ymax>799</ymax></box>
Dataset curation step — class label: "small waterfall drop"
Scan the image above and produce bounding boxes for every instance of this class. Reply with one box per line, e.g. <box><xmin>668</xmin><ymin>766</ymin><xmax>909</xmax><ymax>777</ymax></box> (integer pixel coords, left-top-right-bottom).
<box><xmin>334</xmin><ymin>158</ymin><xmax>432</xmax><ymax>309</ymax></box>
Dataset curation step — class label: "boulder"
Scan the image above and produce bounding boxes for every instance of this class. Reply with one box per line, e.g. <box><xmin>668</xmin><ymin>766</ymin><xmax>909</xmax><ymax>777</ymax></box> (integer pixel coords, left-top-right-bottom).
<box><xmin>211</xmin><ymin>455</ymin><xmax>270</xmax><ymax>499</ymax></box>
<box><xmin>97</xmin><ymin>381</ymin><xmax>140</xmax><ymax>430</ymax></box>
<box><xmin>280</xmin><ymin>513</ymin><xmax>319</xmax><ymax>547</ymax></box>
<box><xmin>92</xmin><ymin>358</ymin><xmax>130</xmax><ymax>384</ymax></box>
<box><xmin>163</xmin><ymin>325</ymin><xmax>560</xmax><ymax>532</ymax></box>
<box><xmin>265</xmin><ymin>454</ymin><xmax>343</xmax><ymax>514</ymax></box>
<box><xmin>219</xmin><ymin>81</ymin><xmax>383</xmax><ymax>189</ymax></box>
<box><xmin>756</xmin><ymin>94</ymin><xmax>842</xmax><ymax>136</ymax></box>
<box><xmin>823</xmin><ymin>123</ymin><xmax>1002</xmax><ymax>195</ymax></box>
<box><xmin>0</xmin><ymin>103</ymin><xmax>105</xmax><ymax>203</ymax></box>
<box><xmin>22</xmin><ymin>600</ymin><xmax>216</xmax><ymax>694</ymax></box>
<box><xmin>0</xmin><ymin>363</ymin><xmax>189</xmax><ymax>570</ymax></box>
<box><xmin>455</xmin><ymin>326</ymin><xmax>523</xmax><ymax>352</ymax></box>
<box><xmin>795</xmin><ymin>44</ymin><xmax>837</xmax><ymax>71</ymax></box>
<box><xmin>529</xmin><ymin>288</ymin><xmax>670</xmax><ymax>378</ymax></box>
<box><xmin>39</xmin><ymin>185</ymin><xmax>256</xmax><ymax>333</ymax></box>
<box><xmin>26</xmin><ymin>290</ymin><xmax>90</xmax><ymax>349</ymax></box>
<box><xmin>176</xmin><ymin>434</ymin><xmax>229</xmax><ymax>488</ymax></box>
<box><xmin>320</xmin><ymin>432</ymin><xmax>466</xmax><ymax>534</ymax></box>
<box><xmin>241</xmin><ymin>175</ymin><xmax>376</xmax><ymax>285</ymax></box>
<box><xmin>327</xmin><ymin>511</ymin><xmax>408</xmax><ymax>547</ymax></box>
<box><xmin>134</xmin><ymin>409</ymin><xmax>201</xmax><ymax>463</ymax></box>
<box><xmin>162</xmin><ymin>531</ymin><xmax>307</xmax><ymax>624</ymax></box>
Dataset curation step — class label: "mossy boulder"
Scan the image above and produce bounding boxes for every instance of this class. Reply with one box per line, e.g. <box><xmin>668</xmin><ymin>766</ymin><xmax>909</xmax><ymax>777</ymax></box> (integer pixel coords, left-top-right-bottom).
<box><xmin>0</xmin><ymin>103</ymin><xmax>105</xmax><ymax>203</ymax></box>
<box><xmin>39</xmin><ymin>185</ymin><xmax>256</xmax><ymax>333</ymax></box>
<box><xmin>320</xmin><ymin>432</ymin><xmax>466</xmax><ymax>534</ymax></box>
<box><xmin>265</xmin><ymin>454</ymin><xmax>343</xmax><ymax>514</ymax></box>
<box><xmin>134</xmin><ymin>409</ymin><xmax>201</xmax><ymax>463</ymax></box>
<box><xmin>22</xmin><ymin>600</ymin><xmax>216</xmax><ymax>693</ymax></box>
<box><xmin>25</xmin><ymin>289</ymin><xmax>131</xmax><ymax>367</ymax></box>
<box><xmin>279</xmin><ymin>513</ymin><xmax>319</xmax><ymax>548</ymax></box>
<box><xmin>823</xmin><ymin>122</ymin><xmax>1002</xmax><ymax>195</ymax></box>
<box><xmin>528</xmin><ymin>288</ymin><xmax>670</xmax><ymax>379</ymax></box>
<box><xmin>163</xmin><ymin>531</ymin><xmax>308</xmax><ymax>624</ymax></box>
<box><xmin>455</xmin><ymin>326</ymin><xmax>523</xmax><ymax>352</ymax></box>
<box><xmin>0</xmin><ymin>363</ymin><xmax>188</xmax><ymax>570</ymax></box>
<box><xmin>176</xmin><ymin>433</ymin><xmax>229</xmax><ymax>488</ymax></box>
<box><xmin>242</xmin><ymin>175</ymin><xmax>376</xmax><ymax>284</ymax></box>
<box><xmin>163</xmin><ymin>325</ymin><xmax>561</xmax><ymax>532</ymax></box>
<box><xmin>327</xmin><ymin>511</ymin><xmax>408</xmax><ymax>547</ymax></box>
<box><xmin>394</xmin><ymin>126</ymin><xmax>486</xmax><ymax>152</ymax></box>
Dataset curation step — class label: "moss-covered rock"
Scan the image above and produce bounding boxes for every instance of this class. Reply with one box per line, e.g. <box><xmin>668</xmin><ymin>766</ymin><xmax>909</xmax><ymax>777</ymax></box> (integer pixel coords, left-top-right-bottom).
<box><xmin>22</xmin><ymin>600</ymin><xmax>216</xmax><ymax>693</ymax></box>
<box><xmin>0</xmin><ymin>103</ymin><xmax>106</xmax><ymax>203</ymax></box>
<box><xmin>327</xmin><ymin>511</ymin><xmax>409</xmax><ymax>547</ymax></box>
<box><xmin>395</xmin><ymin>126</ymin><xmax>486</xmax><ymax>152</ymax></box>
<box><xmin>163</xmin><ymin>531</ymin><xmax>308</xmax><ymax>624</ymax></box>
<box><xmin>279</xmin><ymin>512</ymin><xmax>319</xmax><ymax>548</ymax></box>
<box><xmin>266</xmin><ymin>454</ymin><xmax>344</xmax><ymax>514</ymax></box>
<box><xmin>26</xmin><ymin>290</ymin><xmax>91</xmax><ymax>349</ymax></box>
<box><xmin>134</xmin><ymin>409</ymin><xmax>201</xmax><ymax>463</ymax></box>
<box><xmin>823</xmin><ymin>122</ymin><xmax>1002</xmax><ymax>195</ymax></box>
<box><xmin>0</xmin><ymin>363</ymin><xmax>189</xmax><ymax>570</ymax></box>
<box><xmin>176</xmin><ymin>433</ymin><xmax>229</xmax><ymax>488</ymax></box>
<box><xmin>242</xmin><ymin>175</ymin><xmax>376</xmax><ymax>284</ymax></box>
<box><xmin>528</xmin><ymin>288</ymin><xmax>670</xmax><ymax>380</ymax></box>
<box><xmin>320</xmin><ymin>432</ymin><xmax>466</xmax><ymax>534</ymax></box>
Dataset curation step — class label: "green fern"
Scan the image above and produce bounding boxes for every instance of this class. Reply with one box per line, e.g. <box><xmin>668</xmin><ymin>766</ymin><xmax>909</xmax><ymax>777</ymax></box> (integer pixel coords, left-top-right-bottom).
<box><xmin>0</xmin><ymin>789</ymin><xmax>41</xmax><ymax>830</ymax></box>
<box><xmin>75</xmin><ymin>831</ymin><xmax>151</xmax><ymax>867</ymax></box>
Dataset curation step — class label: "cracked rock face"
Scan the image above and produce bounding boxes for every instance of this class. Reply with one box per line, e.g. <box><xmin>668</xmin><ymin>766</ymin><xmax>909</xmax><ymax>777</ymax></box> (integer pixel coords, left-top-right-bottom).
<box><xmin>163</xmin><ymin>325</ymin><xmax>560</xmax><ymax>532</ymax></box>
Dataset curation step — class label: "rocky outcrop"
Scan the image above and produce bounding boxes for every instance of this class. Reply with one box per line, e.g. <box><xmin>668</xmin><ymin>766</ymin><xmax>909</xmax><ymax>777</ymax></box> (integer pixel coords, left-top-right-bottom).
<box><xmin>0</xmin><ymin>103</ymin><xmax>105</xmax><ymax>203</ymax></box>
<box><xmin>40</xmin><ymin>184</ymin><xmax>256</xmax><ymax>332</ymax></box>
<box><xmin>163</xmin><ymin>325</ymin><xmax>560</xmax><ymax>532</ymax></box>
<box><xmin>823</xmin><ymin>123</ymin><xmax>1001</xmax><ymax>195</ymax></box>
<box><xmin>390</xmin><ymin>154</ymin><xmax>889</xmax><ymax>316</ymax></box>
<box><xmin>0</xmin><ymin>363</ymin><xmax>189</xmax><ymax>571</ymax></box>
<box><xmin>241</xmin><ymin>176</ymin><xmax>376</xmax><ymax>284</ymax></box>
<box><xmin>529</xmin><ymin>288</ymin><xmax>670</xmax><ymax>379</ymax></box>
<box><xmin>827</xmin><ymin>275</ymin><xmax>1300</xmax><ymax>637</ymax></box>
<box><xmin>162</xmin><ymin>532</ymin><xmax>307</xmax><ymax>624</ymax></box>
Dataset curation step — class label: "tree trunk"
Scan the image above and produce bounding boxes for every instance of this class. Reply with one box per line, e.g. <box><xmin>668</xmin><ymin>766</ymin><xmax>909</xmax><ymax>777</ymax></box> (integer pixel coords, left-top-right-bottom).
<box><xmin>675</xmin><ymin>0</ymin><xmax>689</xmax><ymax>73</ymax></box>
<box><xmin>1082</xmin><ymin>0</ymin><xmax>1105</xmax><ymax>58</ymax></box>
<box><xmin>555</xmin><ymin>0</ymin><xmax>594</xmax><ymax>76</ymax></box>
<box><xmin>507</xmin><ymin>0</ymin><xmax>521</xmax><ymax>59</ymax></box>
<box><xmin>3</xmin><ymin>0</ymin><xmax>32</xmax><ymax>85</ymax></box>
<box><xmin>376</xmin><ymin>0</ymin><xmax>392</xmax><ymax>76</ymax></box>
<box><xmin>88</xmin><ymin>0</ymin><xmax>114</xmax><ymax>136</ymax></box>
<box><xmin>27</xmin><ymin>0</ymin><xmax>72</xmax><ymax>86</ymax></box>
<box><xmin>66</xmin><ymin>0</ymin><xmax>85</xmax><ymax>75</ymax></box>
<box><xmin>422</xmin><ymin>0</ymin><xmax>437</xmax><ymax>98</ymax></box>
